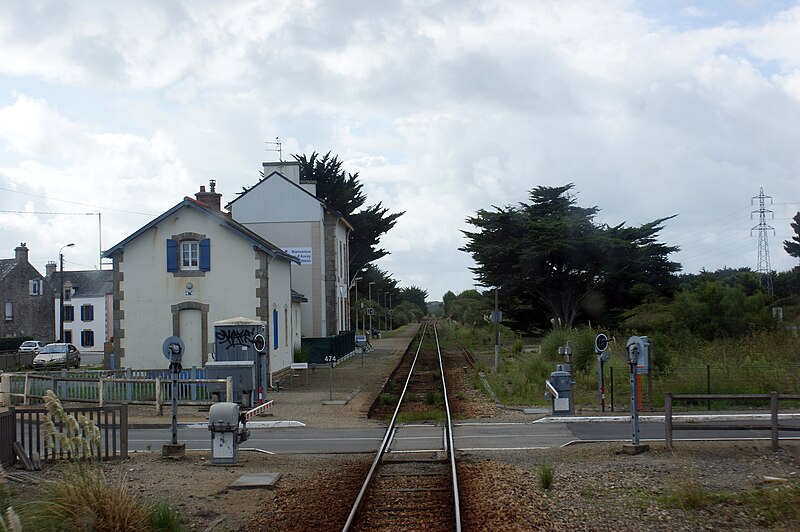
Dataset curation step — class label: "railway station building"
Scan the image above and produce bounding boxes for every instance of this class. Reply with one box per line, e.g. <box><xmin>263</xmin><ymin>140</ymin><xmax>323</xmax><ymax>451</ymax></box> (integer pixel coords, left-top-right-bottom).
<box><xmin>103</xmin><ymin>184</ymin><xmax>301</xmax><ymax>374</ymax></box>
<box><xmin>226</xmin><ymin>161</ymin><xmax>353</xmax><ymax>338</ymax></box>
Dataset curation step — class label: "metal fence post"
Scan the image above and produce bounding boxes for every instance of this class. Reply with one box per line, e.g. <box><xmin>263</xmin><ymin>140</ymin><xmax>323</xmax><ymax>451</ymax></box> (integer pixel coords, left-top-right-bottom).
<box><xmin>155</xmin><ymin>378</ymin><xmax>162</xmax><ymax>415</ymax></box>
<box><xmin>665</xmin><ymin>392</ymin><xmax>673</xmax><ymax>450</ymax></box>
<box><xmin>120</xmin><ymin>402</ymin><xmax>129</xmax><ymax>460</ymax></box>
<box><xmin>610</xmin><ymin>366</ymin><xmax>614</xmax><ymax>412</ymax></box>
<box><xmin>771</xmin><ymin>391</ymin><xmax>779</xmax><ymax>451</ymax></box>
<box><xmin>706</xmin><ymin>365</ymin><xmax>711</xmax><ymax>411</ymax></box>
<box><xmin>191</xmin><ymin>366</ymin><xmax>197</xmax><ymax>401</ymax></box>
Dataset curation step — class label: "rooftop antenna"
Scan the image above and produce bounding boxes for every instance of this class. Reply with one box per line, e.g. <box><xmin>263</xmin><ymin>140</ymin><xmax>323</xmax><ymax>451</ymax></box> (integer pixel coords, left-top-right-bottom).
<box><xmin>265</xmin><ymin>137</ymin><xmax>283</xmax><ymax>162</ymax></box>
<box><xmin>751</xmin><ymin>187</ymin><xmax>775</xmax><ymax>295</ymax></box>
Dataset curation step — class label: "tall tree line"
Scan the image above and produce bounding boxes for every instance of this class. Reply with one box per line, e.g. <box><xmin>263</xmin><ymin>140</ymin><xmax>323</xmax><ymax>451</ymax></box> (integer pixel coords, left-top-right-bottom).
<box><xmin>460</xmin><ymin>184</ymin><xmax>680</xmax><ymax>332</ymax></box>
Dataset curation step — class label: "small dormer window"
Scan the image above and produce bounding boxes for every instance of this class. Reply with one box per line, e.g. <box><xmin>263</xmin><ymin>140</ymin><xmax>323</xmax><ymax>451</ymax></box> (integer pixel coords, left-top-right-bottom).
<box><xmin>181</xmin><ymin>241</ymin><xmax>199</xmax><ymax>270</ymax></box>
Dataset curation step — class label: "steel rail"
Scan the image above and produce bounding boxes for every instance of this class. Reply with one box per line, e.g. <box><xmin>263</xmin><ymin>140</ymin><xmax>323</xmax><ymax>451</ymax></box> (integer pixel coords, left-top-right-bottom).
<box><xmin>341</xmin><ymin>321</ymin><xmax>432</xmax><ymax>532</ymax></box>
<box><xmin>433</xmin><ymin>322</ymin><xmax>462</xmax><ymax>532</ymax></box>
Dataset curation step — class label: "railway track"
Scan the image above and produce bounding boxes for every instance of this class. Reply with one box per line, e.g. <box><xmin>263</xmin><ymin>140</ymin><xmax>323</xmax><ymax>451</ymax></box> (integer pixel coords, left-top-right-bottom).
<box><xmin>343</xmin><ymin>321</ymin><xmax>462</xmax><ymax>531</ymax></box>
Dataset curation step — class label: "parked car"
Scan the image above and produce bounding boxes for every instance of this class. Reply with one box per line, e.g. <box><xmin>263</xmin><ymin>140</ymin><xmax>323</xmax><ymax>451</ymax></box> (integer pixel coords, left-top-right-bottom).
<box><xmin>33</xmin><ymin>343</ymin><xmax>81</xmax><ymax>370</ymax></box>
<box><xmin>18</xmin><ymin>340</ymin><xmax>45</xmax><ymax>354</ymax></box>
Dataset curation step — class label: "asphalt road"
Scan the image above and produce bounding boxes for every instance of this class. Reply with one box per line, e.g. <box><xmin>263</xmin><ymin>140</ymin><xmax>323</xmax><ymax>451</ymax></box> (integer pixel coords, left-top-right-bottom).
<box><xmin>127</xmin><ymin>417</ymin><xmax>800</xmax><ymax>453</ymax></box>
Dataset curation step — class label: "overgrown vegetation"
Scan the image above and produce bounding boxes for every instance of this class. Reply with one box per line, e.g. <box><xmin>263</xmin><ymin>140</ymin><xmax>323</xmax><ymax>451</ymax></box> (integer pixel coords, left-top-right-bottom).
<box><xmin>658</xmin><ymin>481</ymin><xmax>729</xmax><ymax>510</ymax></box>
<box><xmin>657</xmin><ymin>479</ymin><xmax>800</xmax><ymax>528</ymax></box>
<box><xmin>5</xmin><ymin>391</ymin><xmax>188</xmax><ymax>531</ymax></box>
<box><xmin>440</xmin><ymin>313</ymin><xmax>800</xmax><ymax>408</ymax></box>
<box><xmin>736</xmin><ymin>482</ymin><xmax>800</xmax><ymax>526</ymax></box>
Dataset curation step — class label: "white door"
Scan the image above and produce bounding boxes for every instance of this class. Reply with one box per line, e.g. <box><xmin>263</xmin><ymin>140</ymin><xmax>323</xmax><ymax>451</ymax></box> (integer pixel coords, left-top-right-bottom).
<box><xmin>179</xmin><ymin>309</ymin><xmax>203</xmax><ymax>368</ymax></box>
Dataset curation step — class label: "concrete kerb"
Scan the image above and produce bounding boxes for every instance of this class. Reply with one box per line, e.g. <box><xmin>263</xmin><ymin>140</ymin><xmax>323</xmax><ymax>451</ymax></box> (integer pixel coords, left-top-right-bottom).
<box><xmin>534</xmin><ymin>412</ymin><xmax>800</xmax><ymax>423</ymax></box>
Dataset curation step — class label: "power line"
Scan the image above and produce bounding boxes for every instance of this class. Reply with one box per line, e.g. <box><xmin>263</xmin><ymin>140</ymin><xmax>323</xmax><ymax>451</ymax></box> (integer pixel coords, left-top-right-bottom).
<box><xmin>0</xmin><ymin>185</ymin><xmax>155</xmax><ymax>216</ymax></box>
<box><xmin>0</xmin><ymin>210</ymin><xmax>94</xmax><ymax>215</ymax></box>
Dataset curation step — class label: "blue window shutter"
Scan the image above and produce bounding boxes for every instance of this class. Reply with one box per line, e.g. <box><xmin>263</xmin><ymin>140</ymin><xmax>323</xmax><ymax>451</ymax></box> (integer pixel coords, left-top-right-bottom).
<box><xmin>166</xmin><ymin>239</ymin><xmax>178</xmax><ymax>272</ymax></box>
<box><xmin>273</xmin><ymin>310</ymin><xmax>279</xmax><ymax>349</ymax></box>
<box><xmin>200</xmin><ymin>238</ymin><xmax>211</xmax><ymax>271</ymax></box>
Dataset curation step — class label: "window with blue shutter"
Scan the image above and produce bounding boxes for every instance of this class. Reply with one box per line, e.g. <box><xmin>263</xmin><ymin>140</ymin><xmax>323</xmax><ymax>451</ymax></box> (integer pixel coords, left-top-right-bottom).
<box><xmin>199</xmin><ymin>238</ymin><xmax>211</xmax><ymax>271</ymax></box>
<box><xmin>273</xmin><ymin>309</ymin><xmax>279</xmax><ymax>350</ymax></box>
<box><xmin>166</xmin><ymin>239</ymin><xmax>178</xmax><ymax>272</ymax></box>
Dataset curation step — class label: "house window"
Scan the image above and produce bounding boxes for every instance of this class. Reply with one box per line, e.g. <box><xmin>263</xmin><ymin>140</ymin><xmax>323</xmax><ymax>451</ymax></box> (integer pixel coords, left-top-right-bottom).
<box><xmin>81</xmin><ymin>330</ymin><xmax>94</xmax><ymax>348</ymax></box>
<box><xmin>81</xmin><ymin>304</ymin><xmax>94</xmax><ymax>322</ymax></box>
<box><xmin>64</xmin><ymin>305</ymin><xmax>74</xmax><ymax>322</ymax></box>
<box><xmin>64</xmin><ymin>330</ymin><xmax>72</xmax><ymax>344</ymax></box>
<box><xmin>167</xmin><ymin>237</ymin><xmax>210</xmax><ymax>273</ymax></box>
<box><xmin>4</xmin><ymin>301</ymin><xmax>12</xmax><ymax>321</ymax></box>
<box><xmin>181</xmin><ymin>241</ymin><xmax>199</xmax><ymax>270</ymax></box>
<box><xmin>29</xmin><ymin>279</ymin><xmax>43</xmax><ymax>295</ymax></box>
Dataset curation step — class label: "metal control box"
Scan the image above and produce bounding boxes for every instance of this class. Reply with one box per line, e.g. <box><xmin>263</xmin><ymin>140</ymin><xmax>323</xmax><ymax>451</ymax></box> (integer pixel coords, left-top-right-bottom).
<box><xmin>546</xmin><ymin>370</ymin><xmax>574</xmax><ymax>417</ymax></box>
<box><xmin>208</xmin><ymin>402</ymin><xmax>246</xmax><ymax>464</ymax></box>
<box><xmin>205</xmin><ymin>360</ymin><xmax>256</xmax><ymax>406</ymax></box>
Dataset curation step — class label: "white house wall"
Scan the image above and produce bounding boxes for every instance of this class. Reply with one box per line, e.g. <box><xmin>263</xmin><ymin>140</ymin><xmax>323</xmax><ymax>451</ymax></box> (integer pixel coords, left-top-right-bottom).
<box><xmin>242</xmin><ymin>220</ymin><xmax>325</xmax><ymax>337</ymax></box>
<box><xmin>118</xmin><ymin>207</ymin><xmax>261</xmax><ymax>370</ymax></box>
<box><xmin>334</xmin><ymin>220</ymin><xmax>350</xmax><ymax>332</ymax></box>
<box><xmin>55</xmin><ymin>295</ymin><xmax>107</xmax><ymax>356</ymax></box>
<box><xmin>231</xmin><ymin>175</ymin><xmax>322</xmax><ymax>223</ymax></box>
<box><xmin>231</xmin><ymin>175</ymin><xmax>333</xmax><ymax>337</ymax></box>
<box><xmin>267</xmin><ymin>258</ymin><xmax>294</xmax><ymax>374</ymax></box>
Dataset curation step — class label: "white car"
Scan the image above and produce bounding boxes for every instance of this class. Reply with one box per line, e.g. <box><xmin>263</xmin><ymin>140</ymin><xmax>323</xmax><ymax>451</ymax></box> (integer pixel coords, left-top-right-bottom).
<box><xmin>18</xmin><ymin>340</ymin><xmax>45</xmax><ymax>354</ymax></box>
<box><xmin>33</xmin><ymin>343</ymin><xmax>81</xmax><ymax>370</ymax></box>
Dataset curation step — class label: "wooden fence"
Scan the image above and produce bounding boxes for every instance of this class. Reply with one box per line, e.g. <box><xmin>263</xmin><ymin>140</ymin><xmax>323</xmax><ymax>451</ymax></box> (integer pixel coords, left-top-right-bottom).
<box><xmin>0</xmin><ymin>409</ymin><xmax>14</xmax><ymax>468</ymax></box>
<box><xmin>1</xmin><ymin>370</ymin><xmax>233</xmax><ymax>411</ymax></box>
<box><xmin>12</xmin><ymin>404</ymin><xmax>129</xmax><ymax>465</ymax></box>
<box><xmin>665</xmin><ymin>392</ymin><xmax>800</xmax><ymax>450</ymax></box>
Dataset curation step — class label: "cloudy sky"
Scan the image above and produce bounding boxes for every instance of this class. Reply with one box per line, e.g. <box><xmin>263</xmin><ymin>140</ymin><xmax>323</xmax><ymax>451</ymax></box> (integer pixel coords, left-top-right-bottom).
<box><xmin>1</xmin><ymin>0</ymin><xmax>799</xmax><ymax>302</ymax></box>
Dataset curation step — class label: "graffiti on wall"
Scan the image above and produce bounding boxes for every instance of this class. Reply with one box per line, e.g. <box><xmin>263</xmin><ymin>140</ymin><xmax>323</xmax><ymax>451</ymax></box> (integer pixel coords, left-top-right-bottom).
<box><xmin>215</xmin><ymin>326</ymin><xmax>257</xmax><ymax>351</ymax></box>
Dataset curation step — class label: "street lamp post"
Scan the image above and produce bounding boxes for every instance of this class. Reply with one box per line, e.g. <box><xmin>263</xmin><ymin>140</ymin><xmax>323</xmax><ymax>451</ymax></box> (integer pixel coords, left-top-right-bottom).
<box><xmin>368</xmin><ymin>282</ymin><xmax>376</xmax><ymax>338</ymax></box>
<box><xmin>383</xmin><ymin>292</ymin><xmax>388</xmax><ymax>332</ymax></box>
<box><xmin>377</xmin><ymin>289</ymin><xmax>382</xmax><ymax>334</ymax></box>
<box><xmin>351</xmin><ymin>276</ymin><xmax>362</xmax><ymax>333</ymax></box>
<box><xmin>58</xmin><ymin>243</ymin><xmax>75</xmax><ymax>342</ymax></box>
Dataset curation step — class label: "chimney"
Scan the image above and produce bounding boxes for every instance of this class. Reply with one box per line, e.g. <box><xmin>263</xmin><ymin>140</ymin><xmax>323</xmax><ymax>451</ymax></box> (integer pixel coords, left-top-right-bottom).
<box><xmin>46</xmin><ymin>261</ymin><xmax>57</xmax><ymax>277</ymax></box>
<box><xmin>14</xmin><ymin>242</ymin><xmax>29</xmax><ymax>263</ymax></box>
<box><xmin>195</xmin><ymin>180</ymin><xmax>222</xmax><ymax>211</ymax></box>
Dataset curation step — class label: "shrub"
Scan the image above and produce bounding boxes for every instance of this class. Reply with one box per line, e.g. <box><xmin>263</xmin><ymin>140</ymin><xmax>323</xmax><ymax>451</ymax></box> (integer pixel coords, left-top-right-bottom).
<box><xmin>538</xmin><ymin>461</ymin><xmax>554</xmax><ymax>490</ymax></box>
<box><xmin>658</xmin><ymin>481</ymin><xmax>727</xmax><ymax>510</ymax></box>
<box><xmin>26</xmin><ymin>391</ymin><xmax>183</xmax><ymax>532</ymax></box>
<box><xmin>425</xmin><ymin>391</ymin><xmax>444</xmax><ymax>405</ymax></box>
<box><xmin>147</xmin><ymin>500</ymin><xmax>188</xmax><ymax>531</ymax></box>
<box><xmin>736</xmin><ymin>483</ymin><xmax>800</xmax><ymax>526</ymax></box>
<box><xmin>540</xmin><ymin>326</ymin><xmax>603</xmax><ymax>372</ymax></box>
<box><xmin>378</xmin><ymin>393</ymin><xmax>398</xmax><ymax>406</ymax></box>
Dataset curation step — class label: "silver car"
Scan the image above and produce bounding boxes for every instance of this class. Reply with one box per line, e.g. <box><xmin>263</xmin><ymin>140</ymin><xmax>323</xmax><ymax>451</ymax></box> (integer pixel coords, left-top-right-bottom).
<box><xmin>33</xmin><ymin>343</ymin><xmax>81</xmax><ymax>369</ymax></box>
<box><xmin>18</xmin><ymin>340</ymin><xmax>45</xmax><ymax>354</ymax></box>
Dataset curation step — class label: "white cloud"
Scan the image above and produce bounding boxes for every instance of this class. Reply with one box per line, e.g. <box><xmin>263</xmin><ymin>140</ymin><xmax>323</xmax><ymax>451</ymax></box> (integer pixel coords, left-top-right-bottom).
<box><xmin>1</xmin><ymin>0</ymin><xmax>800</xmax><ymax>299</ymax></box>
